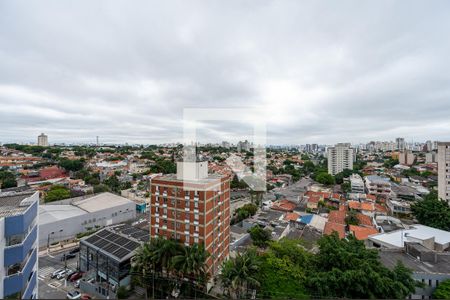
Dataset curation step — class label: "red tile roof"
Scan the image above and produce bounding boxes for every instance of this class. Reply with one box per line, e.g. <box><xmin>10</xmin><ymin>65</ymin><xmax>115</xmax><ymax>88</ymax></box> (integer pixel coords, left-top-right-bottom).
<box><xmin>284</xmin><ymin>212</ymin><xmax>300</xmax><ymax>222</ymax></box>
<box><xmin>308</xmin><ymin>195</ymin><xmax>321</xmax><ymax>204</ymax></box>
<box><xmin>349</xmin><ymin>225</ymin><xmax>379</xmax><ymax>240</ymax></box>
<box><xmin>328</xmin><ymin>210</ymin><xmax>346</xmax><ymax>225</ymax></box>
<box><xmin>324</xmin><ymin>222</ymin><xmax>346</xmax><ymax>239</ymax></box>
<box><xmin>356</xmin><ymin>213</ymin><xmax>373</xmax><ymax>227</ymax></box>
<box><xmin>271</xmin><ymin>199</ymin><xmax>297</xmax><ymax>212</ymax></box>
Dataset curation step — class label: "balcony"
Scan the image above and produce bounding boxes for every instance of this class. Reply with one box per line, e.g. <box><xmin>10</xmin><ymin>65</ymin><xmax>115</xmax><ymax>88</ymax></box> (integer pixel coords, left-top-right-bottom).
<box><xmin>5</xmin><ymin>201</ymin><xmax>38</xmax><ymax>237</ymax></box>
<box><xmin>3</xmin><ymin>249</ymin><xmax>37</xmax><ymax>298</ymax></box>
<box><xmin>4</xmin><ymin>225</ymin><xmax>37</xmax><ymax>267</ymax></box>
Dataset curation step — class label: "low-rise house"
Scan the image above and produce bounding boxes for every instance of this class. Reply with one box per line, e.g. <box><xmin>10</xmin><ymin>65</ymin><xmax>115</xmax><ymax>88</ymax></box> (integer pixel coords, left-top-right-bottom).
<box><xmin>368</xmin><ymin>225</ymin><xmax>450</xmax><ymax>252</ymax></box>
<box><xmin>365</xmin><ymin>175</ymin><xmax>391</xmax><ymax>197</ymax></box>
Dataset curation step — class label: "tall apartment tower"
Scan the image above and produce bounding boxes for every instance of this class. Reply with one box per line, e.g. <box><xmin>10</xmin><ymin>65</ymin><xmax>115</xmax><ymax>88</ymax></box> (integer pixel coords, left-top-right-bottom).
<box><xmin>150</xmin><ymin>161</ymin><xmax>230</xmax><ymax>275</ymax></box>
<box><xmin>0</xmin><ymin>191</ymin><xmax>39</xmax><ymax>299</ymax></box>
<box><xmin>327</xmin><ymin>143</ymin><xmax>354</xmax><ymax>176</ymax></box>
<box><xmin>396</xmin><ymin>137</ymin><xmax>405</xmax><ymax>151</ymax></box>
<box><xmin>37</xmin><ymin>133</ymin><xmax>48</xmax><ymax>147</ymax></box>
<box><xmin>437</xmin><ymin>142</ymin><xmax>450</xmax><ymax>204</ymax></box>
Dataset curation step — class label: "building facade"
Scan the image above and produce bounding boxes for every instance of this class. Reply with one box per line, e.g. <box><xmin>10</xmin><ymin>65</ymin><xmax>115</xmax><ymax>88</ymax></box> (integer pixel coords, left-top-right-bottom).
<box><xmin>365</xmin><ymin>175</ymin><xmax>392</xmax><ymax>197</ymax></box>
<box><xmin>150</xmin><ymin>161</ymin><xmax>230</xmax><ymax>274</ymax></box>
<box><xmin>399</xmin><ymin>150</ymin><xmax>416</xmax><ymax>166</ymax></box>
<box><xmin>438</xmin><ymin>142</ymin><xmax>450</xmax><ymax>204</ymax></box>
<box><xmin>37</xmin><ymin>133</ymin><xmax>48</xmax><ymax>147</ymax></box>
<box><xmin>327</xmin><ymin>143</ymin><xmax>354</xmax><ymax>176</ymax></box>
<box><xmin>0</xmin><ymin>191</ymin><xmax>39</xmax><ymax>299</ymax></box>
<box><xmin>350</xmin><ymin>174</ymin><xmax>365</xmax><ymax>194</ymax></box>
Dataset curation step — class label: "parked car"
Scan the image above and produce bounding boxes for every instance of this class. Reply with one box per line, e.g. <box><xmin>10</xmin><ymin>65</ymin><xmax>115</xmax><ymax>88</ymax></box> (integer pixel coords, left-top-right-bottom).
<box><xmin>69</xmin><ymin>272</ymin><xmax>83</xmax><ymax>282</ymax></box>
<box><xmin>66</xmin><ymin>270</ymin><xmax>77</xmax><ymax>280</ymax></box>
<box><xmin>67</xmin><ymin>290</ymin><xmax>81</xmax><ymax>299</ymax></box>
<box><xmin>50</xmin><ymin>269</ymin><xmax>65</xmax><ymax>279</ymax></box>
<box><xmin>61</xmin><ymin>253</ymin><xmax>77</xmax><ymax>261</ymax></box>
<box><xmin>81</xmin><ymin>294</ymin><xmax>92</xmax><ymax>300</ymax></box>
<box><xmin>66</xmin><ymin>253</ymin><xmax>77</xmax><ymax>259</ymax></box>
<box><xmin>57</xmin><ymin>269</ymin><xmax>69</xmax><ymax>280</ymax></box>
<box><xmin>69</xmin><ymin>247</ymin><xmax>80</xmax><ymax>254</ymax></box>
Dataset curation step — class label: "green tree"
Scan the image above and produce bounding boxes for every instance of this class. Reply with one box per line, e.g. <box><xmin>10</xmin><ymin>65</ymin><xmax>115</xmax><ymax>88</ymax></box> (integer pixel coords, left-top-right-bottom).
<box><xmin>248</xmin><ymin>226</ymin><xmax>272</xmax><ymax>248</ymax></box>
<box><xmin>58</xmin><ymin>158</ymin><xmax>85</xmax><ymax>172</ymax></box>
<box><xmin>315</xmin><ymin>172</ymin><xmax>335</xmax><ymax>185</ymax></box>
<box><xmin>306</xmin><ymin>233</ymin><xmax>418</xmax><ymax>299</ymax></box>
<box><xmin>0</xmin><ymin>170</ymin><xmax>17</xmax><ymax>189</ymax></box>
<box><xmin>45</xmin><ymin>185</ymin><xmax>71</xmax><ymax>202</ymax></box>
<box><xmin>172</xmin><ymin>243</ymin><xmax>209</xmax><ymax>284</ymax></box>
<box><xmin>345</xmin><ymin>210</ymin><xmax>360</xmax><ymax>226</ymax></box>
<box><xmin>411</xmin><ymin>190</ymin><xmax>450</xmax><ymax>231</ymax></box>
<box><xmin>433</xmin><ymin>279</ymin><xmax>450</xmax><ymax>299</ymax></box>
<box><xmin>220</xmin><ymin>249</ymin><xmax>260</xmax><ymax>299</ymax></box>
<box><xmin>256</xmin><ymin>240</ymin><xmax>309</xmax><ymax>299</ymax></box>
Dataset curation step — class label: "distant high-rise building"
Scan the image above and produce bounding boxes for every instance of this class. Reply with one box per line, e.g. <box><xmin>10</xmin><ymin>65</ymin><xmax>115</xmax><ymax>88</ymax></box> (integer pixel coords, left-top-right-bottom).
<box><xmin>237</xmin><ymin>140</ymin><xmax>250</xmax><ymax>152</ymax></box>
<box><xmin>396</xmin><ymin>137</ymin><xmax>405</xmax><ymax>151</ymax></box>
<box><xmin>0</xmin><ymin>191</ymin><xmax>39</xmax><ymax>299</ymax></box>
<box><xmin>327</xmin><ymin>143</ymin><xmax>354</xmax><ymax>175</ymax></box>
<box><xmin>437</xmin><ymin>142</ymin><xmax>450</xmax><ymax>204</ymax></box>
<box><xmin>425</xmin><ymin>152</ymin><xmax>437</xmax><ymax>163</ymax></box>
<box><xmin>398</xmin><ymin>150</ymin><xmax>416</xmax><ymax>166</ymax></box>
<box><xmin>425</xmin><ymin>140</ymin><xmax>433</xmax><ymax>152</ymax></box>
<box><xmin>37</xmin><ymin>133</ymin><xmax>48</xmax><ymax>147</ymax></box>
<box><xmin>150</xmin><ymin>161</ymin><xmax>230</xmax><ymax>274</ymax></box>
<box><xmin>221</xmin><ymin>141</ymin><xmax>230</xmax><ymax>149</ymax></box>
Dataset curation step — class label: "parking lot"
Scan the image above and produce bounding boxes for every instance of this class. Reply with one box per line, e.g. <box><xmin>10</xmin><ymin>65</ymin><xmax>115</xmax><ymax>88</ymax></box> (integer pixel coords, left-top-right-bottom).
<box><xmin>38</xmin><ymin>247</ymin><xmax>82</xmax><ymax>299</ymax></box>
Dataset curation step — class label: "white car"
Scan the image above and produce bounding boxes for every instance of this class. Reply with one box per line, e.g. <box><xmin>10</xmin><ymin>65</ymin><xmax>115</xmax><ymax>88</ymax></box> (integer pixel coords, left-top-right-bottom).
<box><xmin>67</xmin><ymin>290</ymin><xmax>81</xmax><ymax>299</ymax></box>
<box><xmin>56</xmin><ymin>269</ymin><xmax>68</xmax><ymax>280</ymax></box>
<box><xmin>50</xmin><ymin>269</ymin><xmax>65</xmax><ymax>279</ymax></box>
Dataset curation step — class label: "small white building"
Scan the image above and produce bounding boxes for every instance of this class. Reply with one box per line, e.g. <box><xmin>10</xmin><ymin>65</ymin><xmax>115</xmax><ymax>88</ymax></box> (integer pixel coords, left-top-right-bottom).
<box><xmin>39</xmin><ymin>192</ymin><xmax>136</xmax><ymax>247</ymax></box>
<box><xmin>368</xmin><ymin>224</ymin><xmax>450</xmax><ymax>252</ymax></box>
<box><xmin>350</xmin><ymin>174</ymin><xmax>365</xmax><ymax>193</ymax></box>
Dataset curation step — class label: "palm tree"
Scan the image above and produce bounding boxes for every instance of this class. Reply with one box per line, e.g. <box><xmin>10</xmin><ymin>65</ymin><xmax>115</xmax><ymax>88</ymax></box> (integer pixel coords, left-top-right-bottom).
<box><xmin>131</xmin><ymin>243</ymin><xmax>154</xmax><ymax>300</ymax></box>
<box><xmin>172</xmin><ymin>243</ymin><xmax>209</xmax><ymax>282</ymax></box>
<box><xmin>219</xmin><ymin>250</ymin><xmax>260</xmax><ymax>299</ymax></box>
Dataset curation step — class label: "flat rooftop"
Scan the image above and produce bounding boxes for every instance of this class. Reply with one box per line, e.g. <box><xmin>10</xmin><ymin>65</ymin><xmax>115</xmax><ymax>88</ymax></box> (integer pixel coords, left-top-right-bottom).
<box><xmin>39</xmin><ymin>205</ymin><xmax>86</xmax><ymax>225</ymax></box>
<box><xmin>73</xmin><ymin>192</ymin><xmax>133</xmax><ymax>212</ymax></box>
<box><xmin>0</xmin><ymin>191</ymin><xmax>36</xmax><ymax>218</ymax></box>
<box><xmin>379</xmin><ymin>250</ymin><xmax>450</xmax><ymax>274</ymax></box>
<box><xmin>370</xmin><ymin>225</ymin><xmax>450</xmax><ymax>248</ymax></box>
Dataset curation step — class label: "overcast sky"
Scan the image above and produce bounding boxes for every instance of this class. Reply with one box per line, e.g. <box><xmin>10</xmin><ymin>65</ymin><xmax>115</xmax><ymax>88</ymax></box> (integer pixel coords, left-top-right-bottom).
<box><xmin>1</xmin><ymin>1</ymin><xmax>450</xmax><ymax>145</ymax></box>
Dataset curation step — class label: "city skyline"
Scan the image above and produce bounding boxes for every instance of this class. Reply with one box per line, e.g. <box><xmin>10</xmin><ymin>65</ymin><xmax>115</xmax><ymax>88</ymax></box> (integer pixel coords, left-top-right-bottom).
<box><xmin>1</xmin><ymin>1</ymin><xmax>450</xmax><ymax>144</ymax></box>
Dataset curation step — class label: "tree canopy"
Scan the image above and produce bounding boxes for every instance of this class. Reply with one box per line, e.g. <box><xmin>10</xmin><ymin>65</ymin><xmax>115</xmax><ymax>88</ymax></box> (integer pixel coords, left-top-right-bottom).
<box><xmin>0</xmin><ymin>170</ymin><xmax>17</xmax><ymax>189</ymax></box>
<box><xmin>433</xmin><ymin>279</ymin><xmax>450</xmax><ymax>299</ymax></box>
<box><xmin>221</xmin><ymin>235</ymin><xmax>418</xmax><ymax>299</ymax></box>
<box><xmin>45</xmin><ymin>185</ymin><xmax>71</xmax><ymax>202</ymax></box>
<box><xmin>411</xmin><ymin>190</ymin><xmax>450</xmax><ymax>231</ymax></box>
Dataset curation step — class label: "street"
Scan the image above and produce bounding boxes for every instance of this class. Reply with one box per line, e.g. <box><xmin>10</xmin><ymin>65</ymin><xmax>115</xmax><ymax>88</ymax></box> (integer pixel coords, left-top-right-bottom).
<box><xmin>38</xmin><ymin>248</ymin><xmax>80</xmax><ymax>299</ymax></box>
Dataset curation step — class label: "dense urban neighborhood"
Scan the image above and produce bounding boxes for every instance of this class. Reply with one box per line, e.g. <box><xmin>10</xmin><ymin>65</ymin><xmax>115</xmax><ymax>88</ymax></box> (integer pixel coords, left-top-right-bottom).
<box><xmin>1</xmin><ymin>137</ymin><xmax>450</xmax><ymax>299</ymax></box>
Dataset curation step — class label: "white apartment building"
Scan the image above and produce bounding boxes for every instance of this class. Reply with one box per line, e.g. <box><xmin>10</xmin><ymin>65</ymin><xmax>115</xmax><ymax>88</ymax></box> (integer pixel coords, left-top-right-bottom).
<box><xmin>438</xmin><ymin>142</ymin><xmax>450</xmax><ymax>204</ymax></box>
<box><xmin>327</xmin><ymin>143</ymin><xmax>354</xmax><ymax>176</ymax></box>
<box><xmin>350</xmin><ymin>174</ymin><xmax>365</xmax><ymax>193</ymax></box>
<box><xmin>37</xmin><ymin>133</ymin><xmax>48</xmax><ymax>147</ymax></box>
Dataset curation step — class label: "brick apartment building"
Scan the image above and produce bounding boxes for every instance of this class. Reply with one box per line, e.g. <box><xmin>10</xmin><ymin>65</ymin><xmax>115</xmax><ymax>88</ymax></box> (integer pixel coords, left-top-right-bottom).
<box><xmin>150</xmin><ymin>161</ymin><xmax>230</xmax><ymax>274</ymax></box>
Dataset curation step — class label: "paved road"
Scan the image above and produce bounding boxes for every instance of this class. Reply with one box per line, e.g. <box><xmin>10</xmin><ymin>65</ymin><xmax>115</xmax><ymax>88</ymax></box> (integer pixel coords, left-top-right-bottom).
<box><xmin>38</xmin><ymin>249</ymin><xmax>80</xmax><ymax>299</ymax></box>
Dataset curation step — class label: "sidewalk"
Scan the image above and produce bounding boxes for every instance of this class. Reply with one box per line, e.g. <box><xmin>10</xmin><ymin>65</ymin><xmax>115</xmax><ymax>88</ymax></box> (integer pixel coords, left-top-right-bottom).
<box><xmin>38</xmin><ymin>241</ymin><xmax>79</xmax><ymax>257</ymax></box>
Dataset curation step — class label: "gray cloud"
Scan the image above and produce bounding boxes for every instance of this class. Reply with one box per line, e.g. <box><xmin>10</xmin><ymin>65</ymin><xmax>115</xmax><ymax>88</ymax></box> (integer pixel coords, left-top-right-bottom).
<box><xmin>1</xmin><ymin>0</ymin><xmax>450</xmax><ymax>145</ymax></box>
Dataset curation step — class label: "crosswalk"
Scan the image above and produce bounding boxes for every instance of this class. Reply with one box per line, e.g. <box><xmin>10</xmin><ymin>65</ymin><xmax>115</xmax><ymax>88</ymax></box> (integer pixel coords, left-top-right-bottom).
<box><xmin>38</xmin><ymin>261</ymin><xmax>78</xmax><ymax>281</ymax></box>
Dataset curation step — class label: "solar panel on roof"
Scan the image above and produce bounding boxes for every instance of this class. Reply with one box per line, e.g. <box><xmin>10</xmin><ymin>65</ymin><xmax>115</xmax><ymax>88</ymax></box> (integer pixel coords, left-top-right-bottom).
<box><xmin>114</xmin><ymin>248</ymin><xmax>131</xmax><ymax>259</ymax></box>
